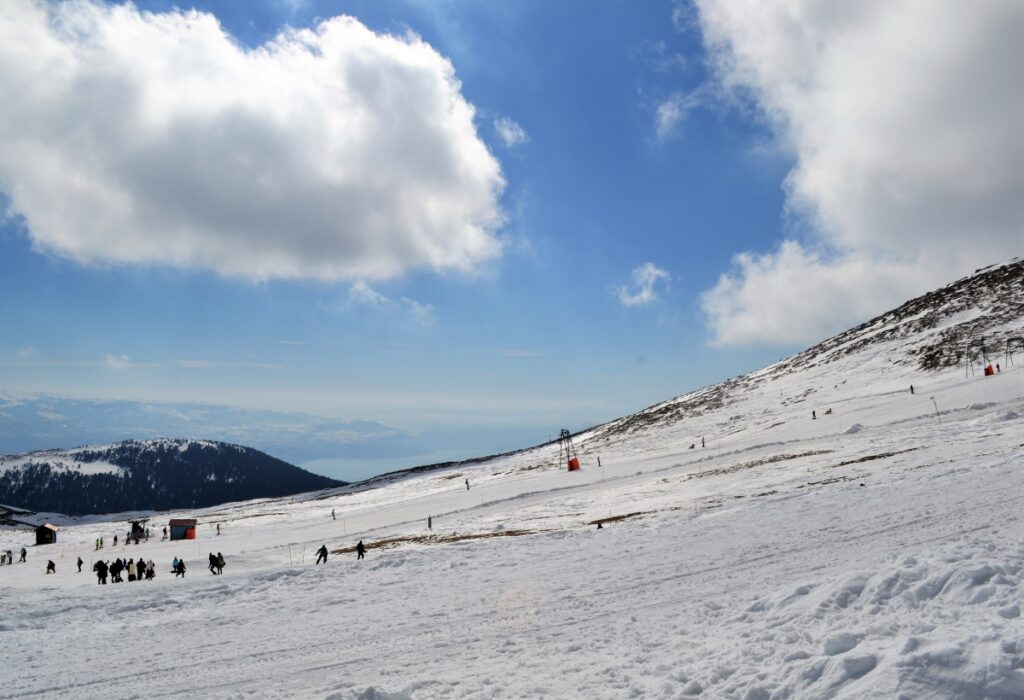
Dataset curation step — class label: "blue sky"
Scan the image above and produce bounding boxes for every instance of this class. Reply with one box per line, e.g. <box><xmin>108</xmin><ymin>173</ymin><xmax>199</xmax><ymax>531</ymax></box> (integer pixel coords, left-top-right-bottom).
<box><xmin>1</xmin><ymin>0</ymin><xmax>1020</xmax><ymax>479</ymax></box>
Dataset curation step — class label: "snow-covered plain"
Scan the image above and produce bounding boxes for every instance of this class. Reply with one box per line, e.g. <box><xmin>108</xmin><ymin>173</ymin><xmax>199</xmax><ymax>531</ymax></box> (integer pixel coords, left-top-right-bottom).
<box><xmin>2</xmin><ymin>298</ymin><xmax>1023</xmax><ymax>698</ymax></box>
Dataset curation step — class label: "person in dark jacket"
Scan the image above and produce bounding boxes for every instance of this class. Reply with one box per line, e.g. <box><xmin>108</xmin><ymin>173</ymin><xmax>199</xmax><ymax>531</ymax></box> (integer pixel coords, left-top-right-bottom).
<box><xmin>315</xmin><ymin>545</ymin><xmax>328</xmax><ymax>565</ymax></box>
<box><xmin>216</xmin><ymin>553</ymin><xmax>225</xmax><ymax>575</ymax></box>
<box><xmin>94</xmin><ymin>560</ymin><xmax>108</xmax><ymax>584</ymax></box>
<box><xmin>19</xmin><ymin>547</ymin><xmax>26</xmax><ymax>562</ymax></box>
<box><xmin>174</xmin><ymin>559</ymin><xmax>186</xmax><ymax>577</ymax></box>
<box><xmin>77</xmin><ymin>556</ymin><xmax>83</xmax><ymax>573</ymax></box>
<box><xmin>209</xmin><ymin>552</ymin><xmax>218</xmax><ymax>575</ymax></box>
<box><xmin>45</xmin><ymin>560</ymin><xmax>55</xmax><ymax>574</ymax></box>
<box><xmin>356</xmin><ymin>540</ymin><xmax>366</xmax><ymax>560</ymax></box>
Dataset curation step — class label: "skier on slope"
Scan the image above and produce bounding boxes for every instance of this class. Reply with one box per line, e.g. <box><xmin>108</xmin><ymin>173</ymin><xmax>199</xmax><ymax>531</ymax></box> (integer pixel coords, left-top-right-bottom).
<box><xmin>315</xmin><ymin>544</ymin><xmax>328</xmax><ymax>565</ymax></box>
<box><xmin>356</xmin><ymin>540</ymin><xmax>366</xmax><ymax>560</ymax></box>
<box><xmin>77</xmin><ymin>556</ymin><xmax>83</xmax><ymax>573</ymax></box>
<box><xmin>45</xmin><ymin>560</ymin><xmax>55</xmax><ymax>574</ymax></box>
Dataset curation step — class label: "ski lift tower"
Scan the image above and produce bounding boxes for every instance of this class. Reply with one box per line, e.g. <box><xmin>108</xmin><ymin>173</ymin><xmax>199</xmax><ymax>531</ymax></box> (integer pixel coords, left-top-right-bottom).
<box><xmin>559</xmin><ymin>429</ymin><xmax>581</xmax><ymax>471</ymax></box>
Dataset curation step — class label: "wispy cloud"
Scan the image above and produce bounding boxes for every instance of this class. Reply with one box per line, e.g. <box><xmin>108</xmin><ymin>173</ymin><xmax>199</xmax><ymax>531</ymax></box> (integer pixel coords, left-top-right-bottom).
<box><xmin>173</xmin><ymin>360</ymin><xmax>284</xmax><ymax>369</ymax></box>
<box><xmin>494</xmin><ymin>117</ymin><xmax>530</xmax><ymax>148</ymax></box>
<box><xmin>104</xmin><ymin>354</ymin><xmax>133</xmax><ymax>370</ymax></box>
<box><xmin>618</xmin><ymin>263</ymin><xmax>671</xmax><ymax>307</ymax></box>
<box><xmin>655</xmin><ymin>89</ymin><xmax>705</xmax><ymax>141</ymax></box>
<box><xmin>347</xmin><ymin>281</ymin><xmax>436</xmax><ymax>324</ymax></box>
<box><xmin>472</xmin><ymin>348</ymin><xmax>545</xmax><ymax>358</ymax></box>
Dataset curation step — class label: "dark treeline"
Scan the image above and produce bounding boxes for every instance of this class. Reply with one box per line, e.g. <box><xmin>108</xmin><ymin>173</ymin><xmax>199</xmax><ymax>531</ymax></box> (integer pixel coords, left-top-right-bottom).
<box><xmin>0</xmin><ymin>440</ymin><xmax>344</xmax><ymax>515</ymax></box>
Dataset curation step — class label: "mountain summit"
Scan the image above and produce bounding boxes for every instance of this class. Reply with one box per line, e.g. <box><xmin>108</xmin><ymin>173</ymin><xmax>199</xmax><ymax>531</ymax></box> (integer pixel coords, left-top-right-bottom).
<box><xmin>0</xmin><ymin>438</ymin><xmax>343</xmax><ymax>515</ymax></box>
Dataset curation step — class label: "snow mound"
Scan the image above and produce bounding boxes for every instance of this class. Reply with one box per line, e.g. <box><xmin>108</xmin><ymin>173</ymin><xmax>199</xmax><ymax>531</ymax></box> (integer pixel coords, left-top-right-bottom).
<box><xmin>706</xmin><ymin>539</ymin><xmax>1024</xmax><ymax>698</ymax></box>
<box><xmin>844</xmin><ymin>423</ymin><xmax>864</xmax><ymax>434</ymax></box>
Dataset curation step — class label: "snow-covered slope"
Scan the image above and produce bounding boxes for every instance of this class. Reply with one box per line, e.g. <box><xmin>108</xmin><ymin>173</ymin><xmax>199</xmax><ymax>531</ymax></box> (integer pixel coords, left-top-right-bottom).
<box><xmin>0</xmin><ymin>259</ymin><xmax>1021</xmax><ymax>699</ymax></box>
<box><xmin>0</xmin><ymin>438</ymin><xmax>343</xmax><ymax>515</ymax></box>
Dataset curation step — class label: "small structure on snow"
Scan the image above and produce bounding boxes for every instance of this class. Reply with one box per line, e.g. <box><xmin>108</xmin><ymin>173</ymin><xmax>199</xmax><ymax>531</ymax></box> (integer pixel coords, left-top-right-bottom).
<box><xmin>558</xmin><ymin>429</ymin><xmax>581</xmax><ymax>471</ymax></box>
<box><xmin>168</xmin><ymin>518</ymin><xmax>197</xmax><ymax>541</ymax></box>
<box><xmin>35</xmin><ymin>523</ymin><xmax>59</xmax><ymax>546</ymax></box>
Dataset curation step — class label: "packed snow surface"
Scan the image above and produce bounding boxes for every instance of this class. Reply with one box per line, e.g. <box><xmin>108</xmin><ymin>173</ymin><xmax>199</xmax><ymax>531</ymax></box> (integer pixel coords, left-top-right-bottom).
<box><xmin>2</xmin><ymin>340</ymin><xmax>1023</xmax><ymax>697</ymax></box>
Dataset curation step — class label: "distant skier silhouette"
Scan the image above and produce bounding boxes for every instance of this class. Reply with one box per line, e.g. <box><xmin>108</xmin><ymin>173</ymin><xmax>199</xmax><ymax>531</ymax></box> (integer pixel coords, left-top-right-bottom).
<box><xmin>356</xmin><ymin>540</ymin><xmax>366</xmax><ymax>560</ymax></box>
<box><xmin>465</xmin><ymin>479</ymin><xmax>470</xmax><ymax>490</ymax></box>
<box><xmin>316</xmin><ymin>544</ymin><xmax>328</xmax><ymax>565</ymax></box>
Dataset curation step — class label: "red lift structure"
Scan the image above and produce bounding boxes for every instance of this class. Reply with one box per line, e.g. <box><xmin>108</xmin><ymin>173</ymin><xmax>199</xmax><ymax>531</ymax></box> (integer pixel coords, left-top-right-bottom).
<box><xmin>559</xmin><ymin>429</ymin><xmax>581</xmax><ymax>471</ymax></box>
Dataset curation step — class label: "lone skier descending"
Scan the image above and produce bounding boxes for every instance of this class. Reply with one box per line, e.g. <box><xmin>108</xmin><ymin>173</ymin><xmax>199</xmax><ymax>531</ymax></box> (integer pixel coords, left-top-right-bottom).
<box><xmin>356</xmin><ymin>540</ymin><xmax>366</xmax><ymax>560</ymax></box>
<box><xmin>465</xmin><ymin>478</ymin><xmax>470</xmax><ymax>490</ymax></box>
<box><xmin>315</xmin><ymin>544</ymin><xmax>328</xmax><ymax>565</ymax></box>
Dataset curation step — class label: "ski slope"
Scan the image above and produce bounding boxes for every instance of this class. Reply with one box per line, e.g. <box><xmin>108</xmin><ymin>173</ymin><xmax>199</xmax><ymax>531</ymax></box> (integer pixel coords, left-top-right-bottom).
<box><xmin>1</xmin><ymin>288</ymin><xmax>1023</xmax><ymax>698</ymax></box>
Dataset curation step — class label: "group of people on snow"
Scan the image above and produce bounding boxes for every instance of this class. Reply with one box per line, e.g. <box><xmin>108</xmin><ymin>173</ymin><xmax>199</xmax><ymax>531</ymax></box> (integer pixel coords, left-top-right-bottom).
<box><xmin>0</xmin><ymin>547</ymin><xmax>26</xmax><ymax>565</ymax></box>
<box><xmin>207</xmin><ymin>552</ymin><xmax>226</xmax><ymax>575</ymax></box>
<box><xmin>92</xmin><ymin>557</ymin><xmax>157</xmax><ymax>584</ymax></box>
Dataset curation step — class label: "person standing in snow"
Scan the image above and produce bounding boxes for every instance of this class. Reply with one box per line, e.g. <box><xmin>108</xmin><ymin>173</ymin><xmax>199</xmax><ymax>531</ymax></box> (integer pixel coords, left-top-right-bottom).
<box><xmin>315</xmin><ymin>545</ymin><xmax>328</xmax><ymax>565</ymax></box>
<box><xmin>216</xmin><ymin>553</ymin><xmax>225</xmax><ymax>575</ymax></box>
<box><xmin>812</xmin><ymin>410</ymin><xmax>817</xmax><ymax>420</ymax></box>
<box><xmin>209</xmin><ymin>552</ymin><xmax>218</xmax><ymax>574</ymax></box>
<box><xmin>45</xmin><ymin>560</ymin><xmax>55</xmax><ymax>574</ymax></box>
<box><xmin>428</xmin><ymin>515</ymin><xmax>432</xmax><ymax>530</ymax></box>
<box><xmin>19</xmin><ymin>547</ymin><xmax>26</xmax><ymax>562</ymax></box>
<box><xmin>216</xmin><ymin>523</ymin><xmax>221</xmax><ymax>536</ymax></box>
<box><xmin>356</xmin><ymin>540</ymin><xmax>366</xmax><ymax>560</ymax></box>
<box><xmin>174</xmin><ymin>559</ymin><xmax>186</xmax><ymax>577</ymax></box>
<box><xmin>465</xmin><ymin>478</ymin><xmax>470</xmax><ymax>490</ymax></box>
<box><xmin>332</xmin><ymin>509</ymin><xmax>336</xmax><ymax>521</ymax></box>
<box><xmin>127</xmin><ymin>559</ymin><xmax>137</xmax><ymax>582</ymax></box>
<box><xmin>701</xmin><ymin>436</ymin><xmax>705</xmax><ymax>448</ymax></box>
<box><xmin>77</xmin><ymin>556</ymin><xmax>83</xmax><ymax>573</ymax></box>
<box><xmin>910</xmin><ymin>385</ymin><xmax>914</xmax><ymax>394</ymax></box>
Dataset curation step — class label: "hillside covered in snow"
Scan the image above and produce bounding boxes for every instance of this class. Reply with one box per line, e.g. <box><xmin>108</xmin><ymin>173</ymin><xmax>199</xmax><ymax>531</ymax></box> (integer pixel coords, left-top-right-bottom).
<box><xmin>0</xmin><ymin>259</ymin><xmax>1021</xmax><ymax>699</ymax></box>
<box><xmin>0</xmin><ymin>438</ymin><xmax>343</xmax><ymax>515</ymax></box>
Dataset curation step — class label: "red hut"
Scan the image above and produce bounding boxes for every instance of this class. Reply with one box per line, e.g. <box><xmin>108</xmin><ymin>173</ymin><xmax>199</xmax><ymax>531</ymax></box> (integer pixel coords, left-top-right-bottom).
<box><xmin>168</xmin><ymin>518</ymin><xmax>197</xmax><ymax>541</ymax></box>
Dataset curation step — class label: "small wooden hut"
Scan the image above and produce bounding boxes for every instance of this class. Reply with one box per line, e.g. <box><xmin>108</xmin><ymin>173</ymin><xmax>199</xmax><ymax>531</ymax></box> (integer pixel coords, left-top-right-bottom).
<box><xmin>168</xmin><ymin>518</ymin><xmax>197</xmax><ymax>541</ymax></box>
<box><xmin>35</xmin><ymin>523</ymin><xmax>59</xmax><ymax>545</ymax></box>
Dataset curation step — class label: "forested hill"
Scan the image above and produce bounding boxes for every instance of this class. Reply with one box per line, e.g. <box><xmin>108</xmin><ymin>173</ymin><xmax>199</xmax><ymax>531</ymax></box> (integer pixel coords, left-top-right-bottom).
<box><xmin>0</xmin><ymin>438</ymin><xmax>344</xmax><ymax>515</ymax></box>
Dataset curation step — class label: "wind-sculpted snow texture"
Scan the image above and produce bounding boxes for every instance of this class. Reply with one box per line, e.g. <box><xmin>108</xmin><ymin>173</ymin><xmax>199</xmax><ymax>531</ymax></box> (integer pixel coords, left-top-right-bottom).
<box><xmin>0</xmin><ymin>260</ymin><xmax>1022</xmax><ymax>698</ymax></box>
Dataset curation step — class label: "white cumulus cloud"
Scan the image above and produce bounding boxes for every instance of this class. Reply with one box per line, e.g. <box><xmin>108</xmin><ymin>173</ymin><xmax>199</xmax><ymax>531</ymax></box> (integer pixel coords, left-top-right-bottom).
<box><xmin>494</xmin><ymin>117</ymin><xmax>530</xmax><ymax>148</ymax></box>
<box><xmin>695</xmin><ymin>0</ymin><xmax>1024</xmax><ymax>346</ymax></box>
<box><xmin>619</xmin><ymin>263</ymin><xmax>671</xmax><ymax>307</ymax></box>
<box><xmin>0</xmin><ymin>0</ymin><xmax>505</xmax><ymax>281</ymax></box>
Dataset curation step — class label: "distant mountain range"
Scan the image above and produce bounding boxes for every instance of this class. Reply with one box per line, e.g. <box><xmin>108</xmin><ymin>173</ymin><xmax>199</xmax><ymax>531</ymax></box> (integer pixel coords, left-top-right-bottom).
<box><xmin>0</xmin><ymin>438</ymin><xmax>344</xmax><ymax>515</ymax></box>
<box><xmin>0</xmin><ymin>398</ymin><xmax>413</xmax><ymax>463</ymax></box>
